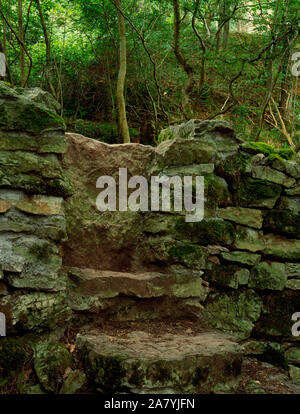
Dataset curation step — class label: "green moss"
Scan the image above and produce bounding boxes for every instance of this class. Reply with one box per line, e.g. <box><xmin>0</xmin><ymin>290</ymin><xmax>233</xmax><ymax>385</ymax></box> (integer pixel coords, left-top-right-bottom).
<box><xmin>28</xmin><ymin>242</ymin><xmax>54</xmax><ymax>262</ymax></box>
<box><xmin>276</xmin><ymin>147</ymin><xmax>297</xmax><ymax>161</ymax></box>
<box><xmin>0</xmin><ymin>337</ymin><xmax>30</xmax><ymax>378</ymax></box>
<box><xmin>204</xmin><ymin>174</ymin><xmax>231</xmax><ymax>208</ymax></box>
<box><xmin>243</xmin><ymin>142</ymin><xmax>274</xmax><ymax>156</ymax></box>
<box><xmin>0</xmin><ymin>101</ymin><xmax>65</xmax><ymax>133</ymax></box>
<box><xmin>34</xmin><ymin>341</ymin><xmax>72</xmax><ymax>393</ymax></box>
<box><xmin>243</xmin><ymin>142</ymin><xmax>297</xmax><ymax>161</ymax></box>
<box><xmin>218</xmin><ymin>153</ymin><xmax>250</xmax><ymax>177</ymax></box>
<box><xmin>237</xmin><ymin>178</ymin><xmax>281</xmax><ymax>204</ymax></box>
<box><xmin>174</xmin><ymin>217</ymin><xmax>235</xmax><ymax>246</ymax></box>
<box><xmin>92</xmin><ymin>354</ymin><xmax>126</xmax><ymax>392</ymax></box>
<box><xmin>263</xmin><ymin>210</ymin><xmax>300</xmax><ymax>238</ymax></box>
<box><xmin>168</xmin><ymin>244</ymin><xmax>200</xmax><ymax>259</ymax></box>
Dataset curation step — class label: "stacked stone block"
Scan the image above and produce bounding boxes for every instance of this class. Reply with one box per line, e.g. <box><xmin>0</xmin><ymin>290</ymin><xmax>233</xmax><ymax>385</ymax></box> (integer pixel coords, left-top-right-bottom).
<box><xmin>0</xmin><ymin>82</ymin><xmax>73</xmax><ymax>334</ymax></box>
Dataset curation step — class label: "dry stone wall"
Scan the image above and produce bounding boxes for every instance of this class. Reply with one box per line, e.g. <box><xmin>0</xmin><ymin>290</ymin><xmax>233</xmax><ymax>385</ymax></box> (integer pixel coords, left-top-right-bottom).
<box><xmin>0</xmin><ymin>82</ymin><xmax>300</xmax><ymax>390</ymax></box>
<box><xmin>0</xmin><ymin>82</ymin><xmax>73</xmax><ymax>334</ymax></box>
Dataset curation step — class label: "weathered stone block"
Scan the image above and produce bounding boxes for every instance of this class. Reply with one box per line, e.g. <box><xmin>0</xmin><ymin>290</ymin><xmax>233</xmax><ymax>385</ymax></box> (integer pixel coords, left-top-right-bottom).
<box><xmin>251</xmin><ymin>165</ymin><xmax>295</xmax><ymax>188</ymax></box>
<box><xmin>221</xmin><ymin>251</ymin><xmax>261</xmax><ymax>266</ymax></box>
<box><xmin>263</xmin><ymin>210</ymin><xmax>300</xmax><ymax>238</ymax></box>
<box><xmin>264</xmin><ymin>234</ymin><xmax>300</xmax><ymax>260</ymax></box>
<box><xmin>234</xmin><ymin>226</ymin><xmax>265</xmax><ymax>252</ymax></box>
<box><xmin>218</xmin><ymin>207</ymin><xmax>263</xmax><ymax>229</ymax></box>
<box><xmin>249</xmin><ymin>262</ymin><xmax>286</xmax><ymax>291</ymax></box>
<box><xmin>203</xmin><ymin>290</ymin><xmax>262</xmax><ymax>340</ymax></box>
<box><xmin>76</xmin><ymin>329</ymin><xmax>242</xmax><ymax>393</ymax></box>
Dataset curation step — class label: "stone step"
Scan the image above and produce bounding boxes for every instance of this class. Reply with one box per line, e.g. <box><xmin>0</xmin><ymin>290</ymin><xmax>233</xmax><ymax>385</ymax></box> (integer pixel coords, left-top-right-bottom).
<box><xmin>65</xmin><ymin>267</ymin><xmax>209</xmax><ymax>320</ymax></box>
<box><xmin>76</xmin><ymin>329</ymin><xmax>242</xmax><ymax>393</ymax></box>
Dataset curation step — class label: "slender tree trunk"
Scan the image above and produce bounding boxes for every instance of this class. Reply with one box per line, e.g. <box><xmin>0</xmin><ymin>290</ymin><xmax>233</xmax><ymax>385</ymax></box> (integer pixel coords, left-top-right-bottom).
<box><xmin>114</xmin><ymin>0</ymin><xmax>130</xmax><ymax>143</ymax></box>
<box><xmin>172</xmin><ymin>0</ymin><xmax>195</xmax><ymax>118</ymax></box>
<box><xmin>18</xmin><ymin>0</ymin><xmax>25</xmax><ymax>87</ymax></box>
<box><xmin>35</xmin><ymin>0</ymin><xmax>56</xmax><ymax>96</ymax></box>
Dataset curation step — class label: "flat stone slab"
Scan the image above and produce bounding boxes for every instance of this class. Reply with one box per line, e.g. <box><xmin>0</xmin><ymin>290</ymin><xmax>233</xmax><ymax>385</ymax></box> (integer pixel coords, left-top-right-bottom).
<box><xmin>76</xmin><ymin>330</ymin><xmax>242</xmax><ymax>393</ymax></box>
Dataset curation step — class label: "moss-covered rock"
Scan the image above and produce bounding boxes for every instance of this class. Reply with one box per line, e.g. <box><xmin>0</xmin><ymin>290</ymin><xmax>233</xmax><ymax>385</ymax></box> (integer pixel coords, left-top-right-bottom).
<box><xmin>33</xmin><ymin>341</ymin><xmax>72</xmax><ymax>393</ymax></box>
<box><xmin>221</xmin><ymin>251</ymin><xmax>261</xmax><ymax>266</ymax></box>
<box><xmin>174</xmin><ymin>217</ymin><xmax>235</xmax><ymax>246</ymax></box>
<box><xmin>76</xmin><ymin>329</ymin><xmax>242</xmax><ymax>393</ymax></box>
<box><xmin>155</xmin><ymin>137</ymin><xmax>217</xmax><ymax>168</ymax></box>
<box><xmin>249</xmin><ymin>262</ymin><xmax>286</xmax><ymax>291</ymax></box>
<box><xmin>263</xmin><ymin>210</ymin><xmax>300</xmax><ymax>238</ymax></box>
<box><xmin>253</xmin><ymin>291</ymin><xmax>300</xmax><ymax>339</ymax></box>
<box><xmin>204</xmin><ymin>174</ymin><xmax>232</xmax><ymax>209</ymax></box>
<box><xmin>0</xmin><ymin>130</ymin><xmax>68</xmax><ymax>154</ymax></box>
<box><xmin>264</xmin><ymin>234</ymin><xmax>300</xmax><ymax>260</ymax></box>
<box><xmin>278</xmin><ymin>196</ymin><xmax>300</xmax><ymax>213</ymax></box>
<box><xmin>0</xmin><ymin>337</ymin><xmax>30</xmax><ymax>380</ymax></box>
<box><xmin>285</xmin><ymin>348</ymin><xmax>300</xmax><ymax>366</ymax></box>
<box><xmin>218</xmin><ymin>207</ymin><xmax>263</xmax><ymax>229</ymax></box>
<box><xmin>60</xmin><ymin>369</ymin><xmax>86</xmax><ymax>394</ymax></box>
<box><xmin>251</xmin><ymin>165</ymin><xmax>296</xmax><ymax>188</ymax></box>
<box><xmin>236</xmin><ymin>177</ymin><xmax>282</xmax><ymax>208</ymax></box>
<box><xmin>242</xmin><ymin>142</ymin><xmax>297</xmax><ymax>161</ymax></box>
<box><xmin>234</xmin><ymin>226</ymin><xmax>265</xmax><ymax>252</ymax></box>
<box><xmin>0</xmin><ymin>292</ymin><xmax>72</xmax><ymax>333</ymax></box>
<box><xmin>289</xmin><ymin>365</ymin><xmax>300</xmax><ymax>383</ymax></box>
<box><xmin>0</xmin><ymin>97</ymin><xmax>65</xmax><ymax>133</ymax></box>
<box><xmin>203</xmin><ymin>263</ymin><xmax>240</xmax><ymax>289</ymax></box>
<box><xmin>0</xmin><ymin>151</ymin><xmax>73</xmax><ymax>197</ymax></box>
<box><xmin>203</xmin><ymin>289</ymin><xmax>263</xmax><ymax>340</ymax></box>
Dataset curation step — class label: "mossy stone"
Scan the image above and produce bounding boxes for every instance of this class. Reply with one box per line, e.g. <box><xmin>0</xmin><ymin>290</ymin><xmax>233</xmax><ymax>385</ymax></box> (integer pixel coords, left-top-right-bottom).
<box><xmin>174</xmin><ymin>217</ymin><xmax>235</xmax><ymax>246</ymax></box>
<box><xmin>33</xmin><ymin>341</ymin><xmax>72</xmax><ymax>393</ymax></box>
<box><xmin>249</xmin><ymin>262</ymin><xmax>286</xmax><ymax>291</ymax></box>
<box><xmin>235</xmin><ymin>177</ymin><xmax>282</xmax><ymax>208</ymax></box>
<box><xmin>263</xmin><ymin>210</ymin><xmax>300</xmax><ymax>238</ymax></box>
<box><xmin>203</xmin><ymin>289</ymin><xmax>262</xmax><ymax>340</ymax></box>
<box><xmin>0</xmin><ymin>100</ymin><xmax>65</xmax><ymax>133</ymax></box>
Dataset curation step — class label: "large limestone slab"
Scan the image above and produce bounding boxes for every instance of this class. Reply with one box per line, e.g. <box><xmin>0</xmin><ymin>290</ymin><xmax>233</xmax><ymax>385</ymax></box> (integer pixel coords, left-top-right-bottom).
<box><xmin>66</xmin><ymin>267</ymin><xmax>209</xmax><ymax>313</ymax></box>
<box><xmin>62</xmin><ymin>133</ymin><xmax>155</xmax><ymax>270</ymax></box>
<box><xmin>76</xmin><ymin>329</ymin><xmax>242</xmax><ymax>393</ymax></box>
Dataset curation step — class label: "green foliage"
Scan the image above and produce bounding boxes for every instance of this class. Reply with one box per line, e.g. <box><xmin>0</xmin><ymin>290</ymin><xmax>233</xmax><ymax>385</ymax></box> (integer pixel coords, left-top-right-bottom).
<box><xmin>0</xmin><ymin>0</ymin><xmax>298</xmax><ymax>146</ymax></box>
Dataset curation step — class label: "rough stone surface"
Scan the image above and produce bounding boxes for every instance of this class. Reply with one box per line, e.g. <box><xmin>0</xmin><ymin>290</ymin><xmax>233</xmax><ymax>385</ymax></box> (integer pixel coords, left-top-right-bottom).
<box><xmin>218</xmin><ymin>207</ymin><xmax>263</xmax><ymax>229</ymax></box>
<box><xmin>221</xmin><ymin>251</ymin><xmax>261</xmax><ymax>266</ymax></box>
<box><xmin>202</xmin><ymin>290</ymin><xmax>262</xmax><ymax>340</ymax></box>
<box><xmin>33</xmin><ymin>341</ymin><xmax>72</xmax><ymax>393</ymax></box>
<box><xmin>76</xmin><ymin>329</ymin><xmax>242</xmax><ymax>393</ymax></box>
<box><xmin>234</xmin><ymin>226</ymin><xmax>265</xmax><ymax>252</ymax></box>
<box><xmin>249</xmin><ymin>262</ymin><xmax>286</xmax><ymax>291</ymax></box>
<box><xmin>66</xmin><ymin>267</ymin><xmax>209</xmax><ymax>317</ymax></box>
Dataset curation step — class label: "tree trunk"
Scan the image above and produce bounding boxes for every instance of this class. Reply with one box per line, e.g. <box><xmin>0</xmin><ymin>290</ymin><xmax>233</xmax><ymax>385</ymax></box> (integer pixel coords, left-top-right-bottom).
<box><xmin>172</xmin><ymin>0</ymin><xmax>195</xmax><ymax>118</ymax></box>
<box><xmin>18</xmin><ymin>0</ymin><xmax>25</xmax><ymax>87</ymax></box>
<box><xmin>114</xmin><ymin>0</ymin><xmax>130</xmax><ymax>143</ymax></box>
